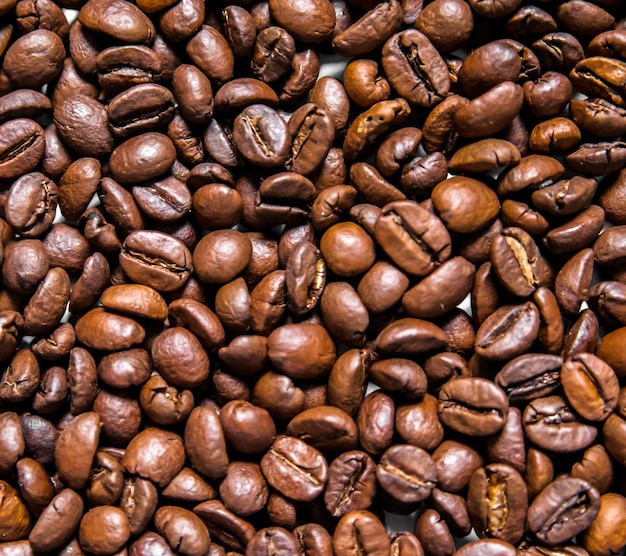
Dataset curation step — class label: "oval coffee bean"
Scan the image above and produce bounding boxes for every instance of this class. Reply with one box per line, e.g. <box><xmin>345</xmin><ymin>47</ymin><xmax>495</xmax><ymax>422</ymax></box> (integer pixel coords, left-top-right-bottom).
<box><xmin>438</xmin><ymin>377</ymin><xmax>509</xmax><ymax>436</ymax></box>
<box><xmin>527</xmin><ymin>475</ymin><xmax>600</xmax><ymax>545</ymax></box>
<box><xmin>261</xmin><ymin>436</ymin><xmax>328</xmax><ymax>502</ymax></box>
<box><xmin>523</xmin><ymin>395</ymin><xmax>598</xmax><ymax>453</ymax></box>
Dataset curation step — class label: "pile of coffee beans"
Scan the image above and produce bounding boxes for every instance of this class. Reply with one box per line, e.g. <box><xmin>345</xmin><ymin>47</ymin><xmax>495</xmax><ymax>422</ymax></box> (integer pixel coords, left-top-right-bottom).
<box><xmin>2</xmin><ymin>0</ymin><xmax>626</xmax><ymax>553</ymax></box>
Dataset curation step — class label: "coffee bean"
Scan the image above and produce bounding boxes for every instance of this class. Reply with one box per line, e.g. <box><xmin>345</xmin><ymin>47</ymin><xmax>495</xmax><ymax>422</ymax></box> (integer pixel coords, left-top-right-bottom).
<box><xmin>261</xmin><ymin>435</ymin><xmax>328</xmax><ymax>502</ymax></box>
<box><xmin>523</xmin><ymin>395</ymin><xmax>598</xmax><ymax>453</ymax></box>
<box><xmin>467</xmin><ymin>464</ymin><xmax>528</xmax><ymax>544</ymax></box>
<box><xmin>527</xmin><ymin>476</ymin><xmax>600</xmax><ymax>545</ymax></box>
<box><xmin>438</xmin><ymin>377</ymin><xmax>509</xmax><ymax>436</ymax></box>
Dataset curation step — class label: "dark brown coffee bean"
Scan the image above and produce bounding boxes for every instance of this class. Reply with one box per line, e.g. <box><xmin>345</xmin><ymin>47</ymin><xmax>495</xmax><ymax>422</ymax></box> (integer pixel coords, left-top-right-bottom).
<box><xmin>524</xmin><ymin>395</ymin><xmax>598</xmax><ymax>453</ymax></box>
<box><xmin>527</xmin><ymin>476</ymin><xmax>600</xmax><ymax>545</ymax></box>
<box><xmin>438</xmin><ymin>377</ymin><xmax>509</xmax><ymax>436</ymax></box>
<box><xmin>154</xmin><ymin>506</ymin><xmax>211</xmax><ymax>556</ymax></box>
<box><xmin>3</xmin><ymin>29</ymin><xmax>64</xmax><ymax>89</ymax></box>
<box><xmin>294</xmin><ymin>523</ymin><xmax>333</xmax><ymax>556</ymax></box>
<box><xmin>343</xmin><ymin>59</ymin><xmax>389</xmax><ymax>108</ymax></box>
<box><xmin>402</xmin><ymin>257</ymin><xmax>474</xmax><ymax>319</ymax></box>
<box><xmin>467</xmin><ymin>464</ymin><xmax>528</xmax><ymax>544</ymax></box>
<box><xmin>454</xmin><ymin>82</ymin><xmax>524</xmax><ymax>138</ymax></box>
<box><xmin>331</xmin><ymin>510</ymin><xmax>391</xmax><ymax>556</ymax></box>
<box><xmin>310</xmin><ymin>76</ymin><xmax>350</xmax><ymax>135</ymax></box>
<box><xmin>357</xmin><ymin>390</ymin><xmax>395</xmax><ymax>456</ymax></box>
<box><xmin>261</xmin><ymin>435</ymin><xmax>328</xmax><ymax>502</ymax></box>
<box><xmin>475</xmin><ymin>302</ymin><xmax>540</xmax><ymax>361</ymax></box>
<box><xmin>0</xmin><ymin>348</ymin><xmax>39</xmax><ymax>404</ymax></box>
<box><xmin>214</xmin><ymin>278</ymin><xmax>251</xmax><ymax>335</ymax></box>
<box><xmin>544</xmin><ymin>205</ymin><xmax>605</xmax><ymax>255</ymax></box>
<box><xmin>416</xmin><ymin>0</ymin><xmax>473</xmax><ymax>53</ymax></box>
<box><xmin>151</xmin><ymin>327</ymin><xmax>209</xmax><ymax>389</ymax></box>
<box><xmin>54</xmin><ymin>411</ymin><xmax>101</xmax><ymax>491</ymax></box>
<box><xmin>375</xmin><ymin>200</ymin><xmax>451</xmax><ymax>277</ymax></box>
<box><xmin>324</xmin><ymin>450</ymin><xmax>376</xmax><ymax>518</ymax></box>
<box><xmin>382</xmin><ymin>29</ymin><xmax>450</xmax><ymax>107</ymax></box>
<box><xmin>287</xmin><ymin>103</ymin><xmax>335</xmax><ymax>176</ymax></box>
<box><xmin>251</xmin><ymin>26</ymin><xmax>295</xmax><ymax>83</ymax></box>
<box><xmin>109</xmin><ymin>133</ymin><xmax>176</xmax><ymax>185</ymax></box>
<box><xmin>267</xmin><ymin>323</ymin><xmax>336</xmax><ymax>381</ymax></box>
<box><xmin>432</xmin><ymin>177</ymin><xmax>500</xmax><ymax>234</ymax></box>
<box><xmin>120</xmin><ymin>230</ymin><xmax>192</xmax><ymax>292</ymax></box>
<box><xmin>561</xmin><ymin>353</ymin><xmax>619</xmax><ymax>422</ymax></box>
<box><xmin>320</xmin><ymin>281</ymin><xmax>368</xmax><ymax>347</ymax></box>
<box><xmin>231</xmin><ymin>104</ymin><xmax>290</xmax><ymax>168</ymax></box>
<box><xmin>495</xmin><ymin>353</ymin><xmax>563</xmax><ymax>402</ymax></box>
<box><xmin>75</xmin><ymin>308</ymin><xmax>145</xmax><ymax>351</ymax></box>
<box><xmin>53</xmin><ymin>94</ymin><xmax>114</xmax><ymax>158</ymax></box>
<box><xmin>286</xmin><ymin>406</ymin><xmax>358</xmax><ymax>454</ymax></box>
<box><xmin>28</xmin><ymin>488</ymin><xmax>83</xmax><ymax>552</ymax></box>
<box><xmin>343</xmin><ymin>98</ymin><xmax>410</xmax><ymax>161</ymax></box>
<box><xmin>0</xmin><ymin>119</ymin><xmax>45</xmax><ymax>180</ymax></box>
<box><xmin>565</xmin><ymin>141</ymin><xmax>626</xmax><ymax>176</ymax></box>
<box><xmin>184</xmin><ymin>405</ymin><xmax>229</xmax><ymax>480</ymax></box>
<box><xmin>414</xmin><ymin>508</ymin><xmax>455</xmax><ymax>556</ymax></box>
<box><xmin>193</xmin><ymin>500</ymin><xmax>256</xmax><ymax>553</ymax></box>
<box><xmin>123</xmin><ymin>427</ymin><xmax>185</xmax><ymax>487</ymax></box>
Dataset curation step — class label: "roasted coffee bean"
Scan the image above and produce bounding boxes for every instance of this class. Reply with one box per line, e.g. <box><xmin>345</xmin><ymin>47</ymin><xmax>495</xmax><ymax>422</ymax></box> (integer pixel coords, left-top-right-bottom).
<box><xmin>475</xmin><ymin>301</ymin><xmax>541</xmax><ymax>360</ymax></box>
<box><xmin>54</xmin><ymin>411</ymin><xmax>101</xmax><ymax>491</ymax></box>
<box><xmin>332</xmin><ymin>0</ymin><xmax>403</xmax><ymax>57</ymax></box>
<box><xmin>495</xmin><ymin>353</ymin><xmax>562</xmax><ymax>402</ymax></box>
<box><xmin>324</xmin><ymin>450</ymin><xmax>376</xmax><ymax>518</ymax></box>
<box><xmin>343</xmin><ymin>59</ymin><xmax>390</xmax><ymax>108</ymax></box>
<box><xmin>523</xmin><ymin>395</ymin><xmax>598</xmax><ymax>453</ymax></box>
<box><xmin>375</xmin><ymin>200</ymin><xmax>451</xmax><ymax>276</ymax></box>
<box><xmin>287</xmin><ymin>103</ymin><xmax>335</xmax><ymax>176</ymax></box>
<box><xmin>438</xmin><ymin>377</ymin><xmax>509</xmax><ymax>436</ymax></box>
<box><xmin>454</xmin><ymin>82</ymin><xmax>524</xmax><ymax>138</ymax></box>
<box><xmin>261</xmin><ymin>435</ymin><xmax>328</xmax><ymax>502</ymax></box>
<box><xmin>580</xmin><ymin>493</ymin><xmax>626</xmax><ymax>555</ymax></box>
<box><xmin>343</xmin><ymin>98</ymin><xmax>410</xmax><ymax>161</ymax></box>
<box><xmin>331</xmin><ymin>510</ymin><xmax>391</xmax><ymax>556</ymax></box>
<box><xmin>96</xmin><ymin>43</ymin><xmax>162</xmax><ymax>96</ymax></box>
<box><xmin>561</xmin><ymin>353</ymin><xmax>619</xmax><ymax>422</ymax></box>
<box><xmin>355</xmin><ymin>390</ymin><xmax>395</xmax><ymax>457</ymax></box>
<box><xmin>467</xmin><ymin>464</ymin><xmax>528</xmax><ymax>544</ymax></box>
<box><xmin>120</xmin><ymin>230</ymin><xmax>192</xmax><ymax>292</ymax></box>
<box><xmin>382</xmin><ymin>30</ymin><xmax>450</xmax><ymax>107</ymax></box>
<box><xmin>233</xmin><ymin>104</ymin><xmax>290</xmax><ymax>167</ymax></box>
<box><xmin>53</xmin><ymin>94</ymin><xmax>114</xmax><ymax>158</ymax></box>
<box><xmin>251</xmin><ymin>26</ymin><xmax>295</xmax><ymax>84</ymax></box>
<box><xmin>3</xmin><ymin>29</ymin><xmax>64</xmax><ymax>90</ymax></box>
<box><xmin>527</xmin><ymin>476</ymin><xmax>600</xmax><ymax>545</ymax></box>
<box><xmin>416</xmin><ymin>0</ymin><xmax>473</xmax><ymax>53</ymax></box>
<box><xmin>28</xmin><ymin>488</ymin><xmax>83</xmax><ymax>552</ymax></box>
<box><xmin>414</xmin><ymin>508</ymin><xmax>455</xmax><ymax>556</ymax></box>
